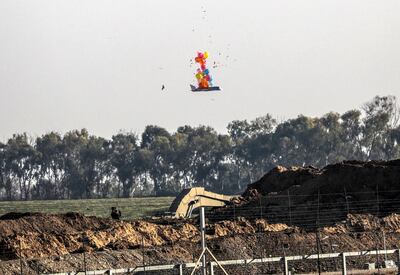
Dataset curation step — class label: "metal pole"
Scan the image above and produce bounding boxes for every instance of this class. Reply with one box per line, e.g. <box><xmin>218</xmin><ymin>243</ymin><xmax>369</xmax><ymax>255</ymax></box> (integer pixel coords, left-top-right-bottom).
<box><xmin>19</xmin><ymin>239</ymin><xmax>23</xmax><ymax>275</ymax></box>
<box><xmin>376</xmin><ymin>184</ymin><xmax>380</xmax><ymax>215</ymax></box>
<box><xmin>287</xmin><ymin>190</ymin><xmax>292</xmax><ymax>226</ymax></box>
<box><xmin>316</xmin><ymin>229</ymin><xmax>321</xmax><ymax>275</ymax></box>
<box><xmin>209</xmin><ymin>262</ymin><xmax>214</xmax><ymax>275</ymax></box>
<box><xmin>200</xmin><ymin>207</ymin><xmax>207</xmax><ymax>275</ymax></box>
<box><xmin>341</xmin><ymin>253</ymin><xmax>347</xmax><ymax>275</ymax></box>
<box><xmin>179</xmin><ymin>264</ymin><xmax>183</xmax><ymax>275</ymax></box>
<box><xmin>233</xmin><ymin>204</ymin><xmax>236</xmax><ymax>238</ymax></box>
<box><xmin>376</xmin><ymin>184</ymin><xmax>381</xmax><ymax>274</ymax></box>
<box><xmin>383</xmin><ymin>230</ymin><xmax>387</xmax><ymax>262</ymax></box>
<box><xmin>344</xmin><ymin>187</ymin><xmax>350</xmax><ymax>215</ymax></box>
<box><xmin>142</xmin><ymin>235</ymin><xmax>146</xmax><ymax>274</ymax></box>
<box><xmin>316</xmin><ymin>190</ymin><xmax>321</xmax><ymax>275</ymax></box>
<box><xmin>83</xmin><ymin>237</ymin><xmax>87</xmax><ymax>275</ymax></box>
<box><xmin>283</xmin><ymin>256</ymin><xmax>289</xmax><ymax>275</ymax></box>
<box><xmin>331</xmin><ymin>242</ymin><xmax>338</xmax><ymax>271</ymax></box>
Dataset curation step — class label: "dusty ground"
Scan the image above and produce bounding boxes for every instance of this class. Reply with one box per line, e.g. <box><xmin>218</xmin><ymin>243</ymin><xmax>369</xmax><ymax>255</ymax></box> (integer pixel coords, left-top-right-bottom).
<box><xmin>1</xmin><ymin>159</ymin><xmax>400</xmax><ymax>274</ymax></box>
<box><xmin>1</xmin><ymin>212</ymin><xmax>400</xmax><ymax>274</ymax></box>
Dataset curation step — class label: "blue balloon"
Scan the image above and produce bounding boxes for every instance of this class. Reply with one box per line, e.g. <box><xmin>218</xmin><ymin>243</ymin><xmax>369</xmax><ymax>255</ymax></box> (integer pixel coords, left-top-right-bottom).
<box><xmin>204</xmin><ymin>69</ymin><xmax>209</xmax><ymax>75</ymax></box>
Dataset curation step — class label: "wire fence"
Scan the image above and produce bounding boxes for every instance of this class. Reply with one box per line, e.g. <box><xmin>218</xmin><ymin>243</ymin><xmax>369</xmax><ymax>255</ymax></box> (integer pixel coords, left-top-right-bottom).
<box><xmin>1</xmin><ymin>189</ymin><xmax>400</xmax><ymax>274</ymax></box>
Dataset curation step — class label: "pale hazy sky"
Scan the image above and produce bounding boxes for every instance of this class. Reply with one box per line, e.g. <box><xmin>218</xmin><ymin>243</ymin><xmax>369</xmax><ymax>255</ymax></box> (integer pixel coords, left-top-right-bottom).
<box><xmin>0</xmin><ymin>0</ymin><xmax>399</xmax><ymax>140</ymax></box>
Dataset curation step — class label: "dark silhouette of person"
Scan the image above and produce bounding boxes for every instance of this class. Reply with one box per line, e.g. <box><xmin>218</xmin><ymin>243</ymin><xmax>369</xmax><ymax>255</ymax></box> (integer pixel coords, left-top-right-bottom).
<box><xmin>111</xmin><ymin>207</ymin><xmax>121</xmax><ymax>220</ymax></box>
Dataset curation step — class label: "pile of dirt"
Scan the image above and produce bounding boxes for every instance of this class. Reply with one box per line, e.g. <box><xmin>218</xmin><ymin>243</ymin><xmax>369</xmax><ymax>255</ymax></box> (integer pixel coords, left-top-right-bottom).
<box><xmin>2</xmin><ymin>213</ymin><xmax>400</xmax><ymax>274</ymax></box>
<box><xmin>2</xmin><ymin>211</ymin><xmax>400</xmax><ymax>261</ymax></box>
<box><xmin>245</xmin><ymin>159</ymin><xmax>400</xmax><ymax>198</ymax></box>
<box><xmin>219</xmin><ymin>159</ymin><xmax>400</xmax><ymax>228</ymax></box>
<box><xmin>0</xmin><ymin>211</ymin><xmax>298</xmax><ymax>261</ymax></box>
<box><xmin>243</xmin><ymin>159</ymin><xmax>400</xmax><ymax>199</ymax></box>
<box><xmin>0</xmin><ymin>212</ymin><xmax>200</xmax><ymax>260</ymax></box>
<box><xmin>2</xmin><ymin>159</ymin><xmax>400</xmax><ymax>274</ymax></box>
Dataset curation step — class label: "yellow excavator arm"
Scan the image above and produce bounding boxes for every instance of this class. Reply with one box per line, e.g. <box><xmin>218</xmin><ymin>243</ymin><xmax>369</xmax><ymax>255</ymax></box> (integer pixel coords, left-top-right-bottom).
<box><xmin>169</xmin><ymin>187</ymin><xmax>233</xmax><ymax>218</ymax></box>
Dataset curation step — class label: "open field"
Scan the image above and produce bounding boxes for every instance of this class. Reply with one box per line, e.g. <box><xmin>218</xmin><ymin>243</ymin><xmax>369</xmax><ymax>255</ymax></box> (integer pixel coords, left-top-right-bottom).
<box><xmin>0</xmin><ymin>197</ymin><xmax>174</xmax><ymax>220</ymax></box>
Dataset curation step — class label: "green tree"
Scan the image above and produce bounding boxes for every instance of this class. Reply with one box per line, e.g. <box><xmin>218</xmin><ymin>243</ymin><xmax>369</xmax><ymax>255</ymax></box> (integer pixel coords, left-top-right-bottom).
<box><xmin>79</xmin><ymin>136</ymin><xmax>113</xmax><ymax>198</ymax></box>
<box><xmin>35</xmin><ymin>132</ymin><xmax>66</xmax><ymax>199</ymax></box>
<box><xmin>0</xmin><ymin>142</ymin><xmax>13</xmax><ymax>200</ymax></box>
<box><xmin>339</xmin><ymin>109</ymin><xmax>364</xmax><ymax>160</ymax></box>
<box><xmin>62</xmin><ymin>129</ymin><xmax>95</xmax><ymax>199</ymax></box>
<box><xmin>111</xmin><ymin>132</ymin><xmax>139</xmax><ymax>197</ymax></box>
<box><xmin>362</xmin><ymin>95</ymin><xmax>399</xmax><ymax>160</ymax></box>
<box><xmin>141</xmin><ymin>126</ymin><xmax>174</xmax><ymax>195</ymax></box>
<box><xmin>5</xmin><ymin>134</ymin><xmax>38</xmax><ymax>200</ymax></box>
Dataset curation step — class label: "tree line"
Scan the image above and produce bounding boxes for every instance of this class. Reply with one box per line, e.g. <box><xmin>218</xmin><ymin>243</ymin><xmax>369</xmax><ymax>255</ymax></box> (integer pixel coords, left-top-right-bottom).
<box><xmin>0</xmin><ymin>95</ymin><xmax>399</xmax><ymax>200</ymax></box>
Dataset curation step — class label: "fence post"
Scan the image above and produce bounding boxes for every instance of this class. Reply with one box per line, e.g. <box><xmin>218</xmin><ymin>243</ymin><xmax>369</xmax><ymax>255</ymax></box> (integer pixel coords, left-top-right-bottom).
<box><xmin>283</xmin><ymin>256</ymin><xmax>289</xmax><ymax>275</ymax></box>
<box><xmin>179</xmin><ymin>264</ymin><xmax>183</xmax><ymax>275</ymax></box>
<box><xmin>287</xmin><ymin>190</ymin><xmax>292</xmax><ymax>226</ymax></box>
<box><xmin>200</xmin><ymin>207</ymin><xmax>207</xmax><ymax>275</ymax></box>
<box><xmin>397</xmin><ymin>249</ymin><xmax>400</xmax><ymax>267</ymax></box>
<box><xmin>341</xmin><ymin>253</ymin><xmax>347</xmax><ymax>275</ymax></box>
<box><xmin>209</xmin><ymin>262</ymin><xmax>214</xmax><ymax>275</ymax></box>
<box><xmin>142</xmin><ymin>235</ymin><xmax>146</xmax><ymax>274</ymax></box>
<box><xmin>82</xmin><ymin>235</ymin><xmax>88</xmax><ymax>275</ymax></box>
<box><xmin>19</xmin><ymin>239</ymin><xmax>23</xmax><ymax>275</ymax></box>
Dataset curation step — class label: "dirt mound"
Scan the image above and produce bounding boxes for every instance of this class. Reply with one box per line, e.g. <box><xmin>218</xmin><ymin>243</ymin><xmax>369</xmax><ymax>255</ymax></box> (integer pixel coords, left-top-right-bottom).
<box><xmin>1</xmin><ymin>159</ymin><xmax>400</xmax><ymax>273</ymax></box>
<box><xmin>225</xmin><ymin>159</ymin><xmax>400</xmax><ymax>228</ymax></box>
<box><xmin>2</xmin><ymin>214</ymin><xmax>400</xmax><ymax>274</ymax></box>
<box><xmin>3</xmin><ymin>210</ymin><xmax>400</xmax><ymax>262</ymax></box>
<box><xmin>245</xmin><ymin>159</ymin><xmax>400</xmax><ymax>198</ymax></box>
<box><xmin>1</xmin><ymin>212</ymin><xmax>289</xmax><ymax>260</ymax></box>
<box><xmin>0</xmin><ymin>212</ymin><xmax>203</xmax><ymax>260</ymax></box>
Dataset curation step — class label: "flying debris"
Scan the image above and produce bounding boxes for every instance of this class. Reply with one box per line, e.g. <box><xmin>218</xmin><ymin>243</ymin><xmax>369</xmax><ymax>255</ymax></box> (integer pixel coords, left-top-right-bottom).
<box><xmin>190</xmin><ymin>51</ymin><xmax>220</xmax><ymax>92</ymax></box>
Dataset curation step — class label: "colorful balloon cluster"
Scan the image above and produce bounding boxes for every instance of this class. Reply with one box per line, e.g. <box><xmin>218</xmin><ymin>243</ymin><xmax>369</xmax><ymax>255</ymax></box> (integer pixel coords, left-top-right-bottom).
<box><xmin>194</xmin><ymin>51</ymin><xmax>213</xmax><ymax>89</ymax></box>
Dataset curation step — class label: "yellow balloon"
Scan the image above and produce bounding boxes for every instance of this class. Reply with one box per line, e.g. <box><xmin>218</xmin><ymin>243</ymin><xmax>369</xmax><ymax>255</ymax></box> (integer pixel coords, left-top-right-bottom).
<box><xmin>204</xmin><ymin>51</ymin><xmax>209</xmax><ymax>59</ymax></box>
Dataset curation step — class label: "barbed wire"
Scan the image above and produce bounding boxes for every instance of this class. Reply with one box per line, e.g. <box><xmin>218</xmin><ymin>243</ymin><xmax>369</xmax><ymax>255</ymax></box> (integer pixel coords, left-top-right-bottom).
<box><xmin>2</xmin><ymin>189</ymin><xmax>400</xmax><ymax>274</ymax></box>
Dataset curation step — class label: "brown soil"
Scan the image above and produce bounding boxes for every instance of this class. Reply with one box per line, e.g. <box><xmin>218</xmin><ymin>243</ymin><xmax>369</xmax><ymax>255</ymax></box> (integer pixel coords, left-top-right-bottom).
<box><xmin>245</xmin><ymin>159</ymin><xmax>400</xmax><ymax>201</ymax></box>
<box><xmin>1</xmin><ymin>159</ymin><xmax>400</xmax><ymax>274</ymax></box>
<box><xmin>1</xmin><ymin>212</ymin><xmax>400</xmax><ymax>274</ymax></box>
<box><xmin>213</xmin><ymin>159</ymin><xmax>400</xmax><ymax>228</ymax></box>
